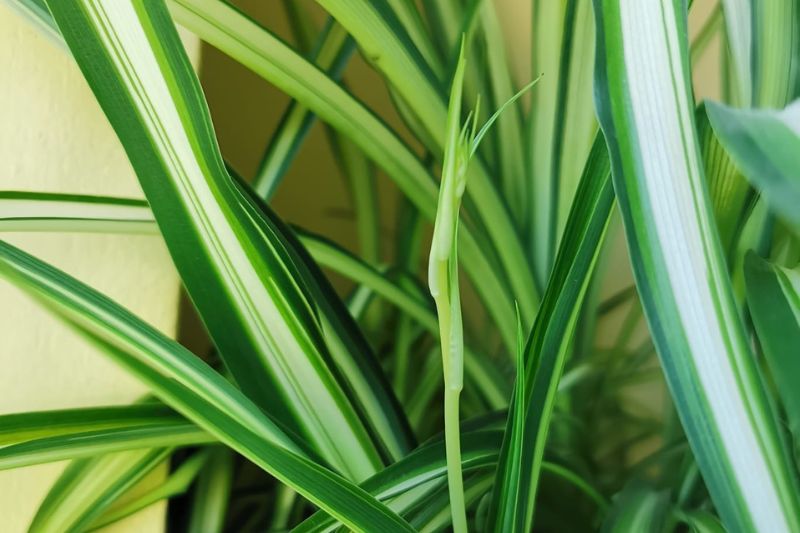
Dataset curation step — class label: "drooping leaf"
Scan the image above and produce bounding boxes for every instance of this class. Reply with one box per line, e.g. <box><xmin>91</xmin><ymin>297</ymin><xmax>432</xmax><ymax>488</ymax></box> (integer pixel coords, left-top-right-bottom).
<box><xmin>0</xmin><ymin>239</ymin><xmax>413</xmax><ymax>531</ymax></box>
<box><xmin>14</xmin><ymin>0</ymin><xmax>523</xmax><ymax>352</ymax></box>
<box><xmin>0</xmin><ymin>189</ymin><xmax>510</xmax><ymax>409</ymax></box>
<box><xmin>44</xmin><ymin>0</ymin><xmax>396</xmax><ymax>478</ymax></box>
<box><xmin>295</xmin><ymin>424</ymin><xmax>602</xmax><ymax>533</ymax></box>
<box><xmin>294</xmin><ymin>429</ymin><xmax>503</xmax><ymax>533</ymax></box>
<box><xmin>0</xmin><ymin>403</ymin><xmax>181</xmax><ymax>445</ymax></box>
<box><xmin>706</xmin><ymin>100</ymin><xmax>800</xmax><ymax>233</ymax></box>
<box><xmin>0</xmin><ymin>424</ymin><xmax>209</xmax><ymax>470</ymax></box>
<box><xmin>0</xmin><ymin>191</ymin><xmax>155</xmax><ymax>234</ymax></box>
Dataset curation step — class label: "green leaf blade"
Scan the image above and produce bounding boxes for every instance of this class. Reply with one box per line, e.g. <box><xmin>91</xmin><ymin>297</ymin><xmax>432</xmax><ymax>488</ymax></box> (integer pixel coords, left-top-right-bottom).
<box><xmin>0</xmin><ymin>239</ymin><xmax>413</xmax><ymax>531</ymax></box>
<box><xmin>593</xmin><ymin>1</ymin><xmax>800</xmax><ymax>530</ymax></box>
<box><xmin>44</xmin><ymin>0</ymin><xmax>393</xmax><ymax>479</ymax></box>
<box><xmin>706</xmin><ymin>100</ymin><xmax>800</xmax><ymax>232</ymax></box>
<box><xmin>745</xmin><ymin>253</ymin><xmax>800</xmax><ymax>437</ymax></box>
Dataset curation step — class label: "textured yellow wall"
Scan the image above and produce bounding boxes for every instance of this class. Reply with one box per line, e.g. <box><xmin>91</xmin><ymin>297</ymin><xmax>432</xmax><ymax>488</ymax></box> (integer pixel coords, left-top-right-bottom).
<box><xmin>0</xmin><ymin>5</ymin><xmax>198</xmax><ymax>531</ymax></box>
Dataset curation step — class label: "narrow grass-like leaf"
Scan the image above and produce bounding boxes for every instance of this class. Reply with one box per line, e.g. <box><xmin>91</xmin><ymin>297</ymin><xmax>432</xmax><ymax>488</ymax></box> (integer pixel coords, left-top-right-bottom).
<box><xmin>314</xmin><ymin>0</ymin><xmax>540</xmax><ymax>321</ymax></box>
<box><xmin>485</xmin><ymin>307</ymin><xmax>526</xmax><ymax>531</ymax></box>
<box><xmin>252</xmin><ymin>19</ymin><xmax>354</xmax><ymax>200</ymax></box>
<box><xmin>695</xmin><ymin>105</ymin><xmax>753</xmax><ymax>260</ymax></box>
<box><xmin>384</xmin><ymin>0</ymin><xmax>442</xmax><ymax>74</ymax></box>
<box><xmin>745</xmin><ymin>253</ymin><xmax>800</xmax><ymax>437</ymax></box>
<box><xmin>315</xmin><ymin>0</ymin><xmax>444</xmax><ymax>144</ymax></box>
<box><xmin>331</xmin><ymin>137</ymin><xmax>382</xmax><ymax>263</ymax></box>
<box><xmin>593</xmin><ymin>2</ymin><xmax>800</xmax><ymax>530</ymax></box>
<box><xmin>752</xmin><ymin>0</ymin><xmax>800</xmax><ymax>107</ymax></box>
<box><xmin>234</xmin><ymin>178</ymin><xmax>416</xmax><ymax>462</ymax></box>
<box><xmin>0</xmin><ymin>191</ymin><xmax>155</xmax><ymax>234</ymax></box>
<box><xmin>172</xmin><ymin>0</ymin><xmax>520</xmax><ymax>347</ymax></box>
<box><xmin>675</xmin><ymin>510</ymin><xmax>727</xmax><ymax>533</ymax></box>
<box><xmin>0</xmin><ymin>404</ymin><xmax>181</xmax><ymax>445</ymax></box>
<box><xmin>720</xmin><ymin>0</ymin><xmax>798</xmax><ymax>107</ymax></box>
<box><xmin>478</xmin><ymin>2</ymin><xmax>528</xmax><ymax>226</ymax></box>
<box><xmin>421</xmin><ymin>0</ymin><xmax>461</xmax><ymax>60</ymax></box>
<box><xmin>298</xmin><ymin>230</ymin><xmax>510</xmax><ymax>409</ymax></box>
<box><xmin>0</xmin><ymin>240</ymin><xmax>413</xmax><ymax>531</ymax></box>
<box><xmin>187</xmin><ymin>447</ymin><xmax>233</xmax><ymax>533</ymax></box>
<box><xmin>44</xmin><ymin>0</ymin><xmax>392</xmax><ymax>478</ymax></box>
<box><xmin>29</xmin><ymin>448</ymin><xmax>171</xmax><ymax>533</ymax></box>
<box><xmin>296</xmin><ymin>423</ymin><xmax>601</xmax><ymax>533</ymax></box>
<box><xmin>549</xmin><ymin>0</ymin><xmax>598</xmax><ymax>243</ymax></box>
<box><xmin>528</xmin><ymin>0</ymin><xmax>597</xmax><ymax>284</ymax></box>
<box><xmin>294</xmin><ymin>430</ymin><xmax>503</xmax><ymax>533</ymax></box>
<box><xmin>706</xmin><ymin>100</ymin><xmax>800</xmax><ymax>232</ymax></box>
<box><xmin>90</xmin><ymin>449</ymin><xmax>213</xmax><ymax>530</ymax></box>
<box><xmin>409</xmin><ymin>472</ymin><xmax>495</xmax><ymax>533</ymax></box>
<box><xmin>719</xmin><ymin>0</ymin><xmax>752</xmax><ymax>105</ymax></box>
<box><xmin>264</xmin><ymin>7</ymin><xmax>381</xmax><ymax>266</ymax></box>
<box><xmin>0</xmin><ymin>424</ymin><xmax>209</xmax><ymax>470</ymax></box>
<box><xmin>0</xmin><ymin>187</ymin><xmax>469</xmax><ymax>429</ymax></box>
<box><xmin>529</xmin><ymin>0</ymin><xmax>597</xmax><ymax>274</ymax></box>
<box><xmin>17</xmin><ymin>0</ymin><xmax>522</xmax><ymax>350</ymax></box>
<box><xmin>485</xmin><ymin>133</ymin><xmax>614</xmax><ymax>532</ymax></box>
<box><xmin>0</xmin><ymin>189</ymin><xmax>505</xmax><ymax>408</ymax></box>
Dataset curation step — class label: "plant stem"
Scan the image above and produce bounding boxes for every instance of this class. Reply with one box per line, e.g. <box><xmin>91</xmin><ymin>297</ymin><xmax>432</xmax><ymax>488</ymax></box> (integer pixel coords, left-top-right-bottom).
<box><xmin>432</xmin><ymin>256</ymin><xmax>467</xmax><ymax>533</ymax></box>
<box><xmin>444</xmin><ymin>386</ymin><xmax>468</xmax><ymax>533</ymax></box>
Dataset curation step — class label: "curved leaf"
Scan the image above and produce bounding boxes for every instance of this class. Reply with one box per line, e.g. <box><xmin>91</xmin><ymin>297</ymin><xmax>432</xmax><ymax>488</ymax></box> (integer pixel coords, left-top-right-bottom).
<box><xmin>0</xmin><ymin>424</ymin><xmax>209</xmax><ymax>470</ymax></box>
<box><xmin>0</xmin><ymin>403</ymin><xmax>181</xmax><ymax>445</ymax></box>
<box><xmin>29</xmin><ymin>448</ymin><xmax>171</xmax><ymax>533</ymax></box>
<box><xmin>706</xmin><ymin>100</ymin><xmax>800</xmax><ymax>233</ymax></box>
<box><xmin>0</xmin><ymin>239</ymin><xmax>412</xmax><ymax>531</ymax></box>
<box><xmin>486</xmin><ymin>132</ymin><xmax>613</xmax><ymax>532</ymax></box>
<box><xmin>593</xmin><ymin>1</ymin><xmax>800</xmax><ymax>530</ymax></box>
<box><xmin>44</xmin><ymin>0</ymin><xmax>391</xmax><ymax>478</ymax></box>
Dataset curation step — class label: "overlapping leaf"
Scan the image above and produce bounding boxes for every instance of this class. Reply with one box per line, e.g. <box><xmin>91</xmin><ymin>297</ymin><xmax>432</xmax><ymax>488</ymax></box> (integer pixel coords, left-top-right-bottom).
<box><xmin>0</xmin><ymin>239</ymin><xmax>412</xmax><ymax>530</ymax></box>
<box><xmin>706</xmin><ymin>100</ymin><xmax>800</xmax><ymax>232</ymax></box>
<box><xmin>43</xmin><ymin>0</ymin><xmax>408</xmax><ymax>478</ymax></box>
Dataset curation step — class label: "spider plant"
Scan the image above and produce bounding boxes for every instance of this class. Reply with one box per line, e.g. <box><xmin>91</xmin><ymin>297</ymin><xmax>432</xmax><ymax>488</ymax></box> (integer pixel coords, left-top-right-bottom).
<box><xmin>0</xmin><ymin>0</ymin><xmax>798</xmax><ymax>531</ymax></box>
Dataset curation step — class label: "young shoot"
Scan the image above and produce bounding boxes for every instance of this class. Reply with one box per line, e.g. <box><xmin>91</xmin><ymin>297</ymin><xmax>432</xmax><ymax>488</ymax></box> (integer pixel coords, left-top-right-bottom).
<box><xmin>428</xmin><ymin>39</ymin><xmax>539</xmax><ymax>533</ymax></box>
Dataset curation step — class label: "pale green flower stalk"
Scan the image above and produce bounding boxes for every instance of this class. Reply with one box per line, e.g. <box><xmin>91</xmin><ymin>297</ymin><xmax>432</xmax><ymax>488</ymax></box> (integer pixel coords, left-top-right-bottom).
<box><xmin>428</xmin><ymin>41</ymin><xmax>473</xmax><ymax>533</ymax></box>
<box><xmin>429</xmin><ymin>40</ymin><xmax>538</xmax><ymax>533</ymax></box>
